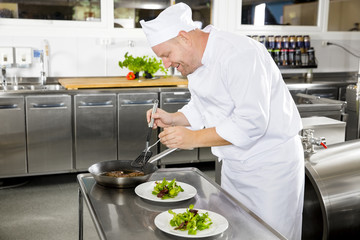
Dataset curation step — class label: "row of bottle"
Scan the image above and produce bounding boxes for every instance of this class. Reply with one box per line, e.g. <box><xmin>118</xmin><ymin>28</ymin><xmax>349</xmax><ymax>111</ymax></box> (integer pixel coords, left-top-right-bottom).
<box><xmin>249</xmin><ymin>35</ymin><xmax>316</xmax><ymax>67</ymax></box>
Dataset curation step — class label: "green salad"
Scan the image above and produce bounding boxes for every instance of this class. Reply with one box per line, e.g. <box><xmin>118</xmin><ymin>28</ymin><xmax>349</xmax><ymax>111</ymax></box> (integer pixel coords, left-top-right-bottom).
<box><xmin>168</xmin><ymin>204</ymin><xmax>213</xmax><ymax>235</ymax></box>
<box><xmin>152</xmin><ymin>178</ymin><xmax>184</xmax><ymax>199</ymax></box>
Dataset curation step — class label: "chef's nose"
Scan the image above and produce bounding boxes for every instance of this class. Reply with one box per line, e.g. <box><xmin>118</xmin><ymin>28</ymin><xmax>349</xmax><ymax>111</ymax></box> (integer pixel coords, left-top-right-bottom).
<box><xmin>162</xmin><ymin>58</ymin><xmax>171</xmax><ymax>69</ymax></box>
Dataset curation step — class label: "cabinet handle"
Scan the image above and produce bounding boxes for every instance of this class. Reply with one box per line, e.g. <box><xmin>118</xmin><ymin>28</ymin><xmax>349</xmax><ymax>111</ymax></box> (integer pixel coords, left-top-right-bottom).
<box><xmin>31</xmin><ymin>103</ymin><xmax>66</xmax><ymax>109</ymax></box>
<box><xmin>0</xmin><ymin>104</ymin><xmax>19</xmax><ymax>109</ymax></box>
<box><xmin>120</xmin><ymin>99</ymin><xmax>155</xmax><ymax>106</ymax></box>
<box><xmin>164</xmin><ymin>98</ymin><xmax>190</xmax><ymax>104</ymax></box>
<box><xmin>79</xmin><ymin>100</ymin><xmax>113</xmax><ymax>107</ymax></box>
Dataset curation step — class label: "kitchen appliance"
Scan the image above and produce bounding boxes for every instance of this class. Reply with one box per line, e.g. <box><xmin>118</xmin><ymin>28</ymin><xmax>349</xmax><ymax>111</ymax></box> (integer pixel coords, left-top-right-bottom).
<box><xmin>26</xmin><ymin>95</ymin><xmax>72</xmax><ymax>173</ymax></box>
<box><xmin>345</xmin><ymin>85</ymin><xmax>360</xmax><ymax>140</ymax></box>
<box><xmin>0</xmin><ymin>96</ymin><xmax>27</xmax><ymax>177</ymax></box>
<box><xmin>88</xmin><ymin>148</ymin><xmax>177</xmax><ymax>188</ymax></box>
<box><xmin>302</xmin><ymin>139</ymin><xmax>360</xmax><ymax>239</ymax></box>
<box><xmin>118</xmin><ymin>93</ymin><xmax>158</xmax><ymax>160</ymax></box>
<box><xmin>74</xmin><ymin>94</ymin><xmax>117</xmax><ymax>170</ymax></box>
<box><xmin>301</xmin><ymin>116</ymin><xmax>346</xmax><ymax>146</ymax></box>
<box><xmin>294</xmin><ymin>93</ymin><xmax>347</xmax><ymax>121</ymax></box>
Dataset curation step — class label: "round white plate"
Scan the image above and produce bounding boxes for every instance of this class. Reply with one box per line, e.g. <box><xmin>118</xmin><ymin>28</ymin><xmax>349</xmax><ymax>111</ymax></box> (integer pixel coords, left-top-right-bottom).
<box><xmin>135</xmin><ymin>181</ymin><xmax>197</xmax><ymax>202</ymax></box>
<box><xmin>154</xmin><ymin>208</ymin><xmax>229</xmax><ymax>238</ymax></box>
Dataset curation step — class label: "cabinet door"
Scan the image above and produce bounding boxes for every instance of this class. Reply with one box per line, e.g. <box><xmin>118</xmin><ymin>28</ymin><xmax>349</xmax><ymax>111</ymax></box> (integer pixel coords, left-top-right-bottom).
<box><xmin>159</xmin><ymin>91</ymin><xmax>199</xmax><ymax>165</ymax></box>
<box><xmin>26</xmin><ymin>95</ymin><xmax>72</xmax><ymax>173</ymax></box>
<box><xmin>118</xmin><ymin>93</ymin><xmax>158</xmax><ymax>160</ymax></box>
<box><xmin>75</xmin><ymin>94</ymin><xmax>117</xmax><ymax>169</ymax></box>
<box><xmin>0</xmin><ymin>96</ymin><xmax>26</xmax><ymax>176</ymax></box>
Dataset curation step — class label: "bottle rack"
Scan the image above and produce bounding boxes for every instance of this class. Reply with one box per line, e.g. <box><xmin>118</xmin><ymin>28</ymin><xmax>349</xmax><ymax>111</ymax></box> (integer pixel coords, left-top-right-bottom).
<box><xmin>250</xmin><ymin>34</ymin><xmax>317</xmax><ymax>69</ymax></box>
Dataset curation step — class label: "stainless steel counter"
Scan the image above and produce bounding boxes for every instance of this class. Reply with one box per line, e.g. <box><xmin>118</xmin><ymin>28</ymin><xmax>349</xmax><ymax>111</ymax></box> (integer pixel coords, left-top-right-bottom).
<box><xmin>77</xmin><ymin>168</ymin><xmax>285</xmax><ymax>240</ymax></box>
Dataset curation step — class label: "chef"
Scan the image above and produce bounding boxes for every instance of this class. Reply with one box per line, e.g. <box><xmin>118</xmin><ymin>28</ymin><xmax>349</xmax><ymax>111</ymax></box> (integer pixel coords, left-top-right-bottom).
<box><xmin>140</xmin><ymin>3</ymin><xmax>304</xmax><ymax>239</ymax></box>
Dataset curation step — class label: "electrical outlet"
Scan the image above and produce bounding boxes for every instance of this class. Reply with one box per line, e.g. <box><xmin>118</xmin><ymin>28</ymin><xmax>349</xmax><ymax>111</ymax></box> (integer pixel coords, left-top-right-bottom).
<box><xmin>0</xmin><ymin>47</ymin><xmax>14</xmax><ymax>66</ymax></box>
<box><xmin>99</xmin><ymin>38</ymin><xmax>112</xmax><ymax>46</ymax></box>
<box><xmin>15</xmin><ymin>47</ymin><xmax>32</xmax><ymax>66</ymax></box>
<box><xmin>321</xmin><ymin>41</ymin><xmax>328</xmax><ymax>46</ymax></box>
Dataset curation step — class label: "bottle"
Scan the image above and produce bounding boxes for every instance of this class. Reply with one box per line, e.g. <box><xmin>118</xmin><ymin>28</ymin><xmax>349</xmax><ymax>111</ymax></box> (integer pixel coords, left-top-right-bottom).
<box><xmin>296</xmin><ymin>35</ymin><xmax>304</xmax><ymax>53</ymax></box>
<box><xmin>267</xmin><ymin>48</ymin><xmax>274</xmax><ymax>58</ymax></box>
<box><xmin>268</xmin><ymin>35</ymin><xmax>275</xmax><ymax>49</ymax></box>
<box><xmin>259</xmin><ymin>35</ymin><xmax>266</xmax><ymax>47</ymax></box>
<box><xmin>289</xmin><ymin>35</ymin><xmax>296</xmax><ymax>49</ymax></box>
<box><xmin>281</xmin><ymin>35</ymin><xmax>289</xmax><ymax>49</ymax></box>
<box><xmin>295</xmin><ymin>49</ymin><xmax>302</xmax><ymax>66</ymax></box>
<box><xmin>307</xmin><ymin>47</ymin><xmax>315</xmax><ymax>66</ymax></box>
<box><xmin>275</xmin><ymin>35</ymin><xmax>282</xmax><ymax>49</ymax></box>
<box><xmin>288</xmin><ymin>49</ymin><xmax>295</xmax><ymax>66</ymax></box>
<box><xmin>304</xmin><ymin>35</ymin><xmax>311</xmax><ymax>51</ymax></box>
<box><xmin>281</xmin><ymin>49</ymin><xmax>288</xmax><ymax>66</ymax></box>
<box><xmin>273</xmin><ymin>49</ymin><xmax>281</xmax><ymax>65</ymax></box>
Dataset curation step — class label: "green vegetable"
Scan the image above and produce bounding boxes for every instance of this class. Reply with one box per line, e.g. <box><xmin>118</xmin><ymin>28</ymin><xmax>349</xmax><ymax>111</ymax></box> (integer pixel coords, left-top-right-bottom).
<box><xmin>118</xmin><ymin>52</ymin><xmax>168</xmax><ymax>77</ymax></box>
<box><xmin>118</xmin><ymin>52</ymin><xmax>145</xmax><ymax>74</ymax></box>
<box><xmin>142</xmin><ymin>56</ymin><xmax>168</xmax><ymax>76</ymax></box>
<box><xmin>168</xmin><ymin>204</ymin><xmax>212</xmax><ymax>235</ymax></box>
<box><xmin>152</xmin><ymin>178</ymin><xmax>184</xmax><ymax>199</ymax></box>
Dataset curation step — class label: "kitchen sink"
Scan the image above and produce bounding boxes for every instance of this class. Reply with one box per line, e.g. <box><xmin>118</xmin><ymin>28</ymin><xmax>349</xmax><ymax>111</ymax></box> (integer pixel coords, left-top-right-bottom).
<box><xmin>0</xmin><ymin>84</ymin><xmax>65</xmax><ymax>91</ymax></box>
<box><xmin>26</xmin><ymin>84</ymin><xmax>65</xmax><ymax>90</ymax></box>
<box><xmin>0</xmin><ymin>85</ymin><xmax>27</xmax><ymax>91</ymax></box>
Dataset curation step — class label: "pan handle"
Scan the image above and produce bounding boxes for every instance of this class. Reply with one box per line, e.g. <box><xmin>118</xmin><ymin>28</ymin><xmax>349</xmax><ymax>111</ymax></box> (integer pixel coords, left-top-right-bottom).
<box><xmin>148</xmin><ymin>148</ymin><xmax>178</xmax><ymax>164</ymax></box>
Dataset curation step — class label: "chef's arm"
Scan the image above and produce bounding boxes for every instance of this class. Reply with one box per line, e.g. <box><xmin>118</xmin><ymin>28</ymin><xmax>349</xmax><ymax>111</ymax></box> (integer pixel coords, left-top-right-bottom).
<box><xmin>170</xmin><ymin>111</ymin><xmax>191</xmax><ymax>126</ymax></box>
<box><xmin>148</xmin><ymin>108</ymin><xmax>190</xmax><ymax>128</ymax></box>
<box><xmin>160</xmin><ymin>126</ymin><xmax>231</xmax><ymax>149</ymax></box>
<box><xmin>194</xmin><ymin>127</ymin><xmax>231</xmax><ymax>147</ymax></box>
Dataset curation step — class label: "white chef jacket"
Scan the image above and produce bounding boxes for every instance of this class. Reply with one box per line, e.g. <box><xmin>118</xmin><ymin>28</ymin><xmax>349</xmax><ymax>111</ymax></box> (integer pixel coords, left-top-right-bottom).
<box><xmin>179</xmin><ymin>26</ymin><xmax>304</xmax><ymax>240</ymax></box>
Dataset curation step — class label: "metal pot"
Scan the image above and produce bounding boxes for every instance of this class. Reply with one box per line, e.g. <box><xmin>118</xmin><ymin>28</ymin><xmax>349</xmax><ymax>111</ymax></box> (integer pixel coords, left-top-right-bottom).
<box><xmin>302</xmin><ymin>139</ymin><xmax>360</xmax><ymax>239</ymax></box>
<box><xmin>88</xmin><ymin>148</ymin><xmax>177</xmax><ymax>188</ymax></box>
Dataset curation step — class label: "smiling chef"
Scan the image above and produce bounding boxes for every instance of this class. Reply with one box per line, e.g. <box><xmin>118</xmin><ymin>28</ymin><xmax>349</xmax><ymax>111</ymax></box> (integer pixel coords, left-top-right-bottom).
<box><xmin>140</xmin><ymin>2</ymin><xmax>304</xmax><ymax>239</ymax></box>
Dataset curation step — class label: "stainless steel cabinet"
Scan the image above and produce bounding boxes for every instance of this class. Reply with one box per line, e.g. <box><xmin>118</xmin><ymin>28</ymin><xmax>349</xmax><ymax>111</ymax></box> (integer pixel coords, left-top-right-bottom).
<box><xmin>0</xmin><ymin>96</ymin><xmax>27</xmax><ymax>177</ymax></box>
<box><xmin>118</xmin><ymin>93</ymin><xmax>158</xmax><ymax>160</ymax></box>
<box><xmin>74</xmin><ymin>94</ymin><xmax>117</xmax><ymax>169</ymax></box>
<box><xmin>159</xmin><ymin>91</ymin><xmax>199</xmax><ymax>165</ymax></box>
<box><xmin>26</xmin><ymin>95</ymin><xmax>72</xmax><ymax>173</ymax></box>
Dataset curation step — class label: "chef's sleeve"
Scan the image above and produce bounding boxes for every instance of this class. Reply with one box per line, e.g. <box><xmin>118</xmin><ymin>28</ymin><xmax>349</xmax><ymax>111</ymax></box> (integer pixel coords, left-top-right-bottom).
<box><xmin>215</xmin><ymin>44</ymin><xmax>274</xmax><ymax>149</ymax></box>
<box><xmin>178</xmin><ymin>99</ymin><xmax>205</xmax><ymax>130</ymax></box>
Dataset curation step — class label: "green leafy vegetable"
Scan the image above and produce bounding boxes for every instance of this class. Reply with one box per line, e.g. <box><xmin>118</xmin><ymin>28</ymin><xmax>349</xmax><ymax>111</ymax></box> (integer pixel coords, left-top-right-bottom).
<box><xmin>168</xmin><ymin>204</ymin><xmax>212</xmax><ymax>235</ymax></box>
<box><xmin>118</xmin><ymin>52</ymin><xmax>145</xmax><ymax>74</ymax></box>
<box><xmin>152</xmin><ymin>178</ymin><xmax>184</xmax><ymax>199</ymax></box>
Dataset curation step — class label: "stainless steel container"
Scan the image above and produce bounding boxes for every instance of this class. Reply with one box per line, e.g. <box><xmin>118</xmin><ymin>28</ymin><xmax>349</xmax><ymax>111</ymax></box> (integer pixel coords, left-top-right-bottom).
<box><xmin>302</xmin><ymin>139</ymin><xmax>360</xmax><ymax>239</ymax></box>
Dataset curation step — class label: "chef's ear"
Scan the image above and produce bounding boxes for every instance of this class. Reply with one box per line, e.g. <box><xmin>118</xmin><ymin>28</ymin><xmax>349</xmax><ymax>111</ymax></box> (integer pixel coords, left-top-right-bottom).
<box><xmin>177</xmin><ymin>31</ymin><xmax>192</xmax><ymax>47</ymax></box>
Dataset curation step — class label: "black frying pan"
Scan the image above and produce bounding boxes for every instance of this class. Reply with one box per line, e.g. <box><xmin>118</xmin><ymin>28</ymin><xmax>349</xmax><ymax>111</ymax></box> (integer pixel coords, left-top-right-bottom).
<box><xmin>88</xmin><ymin>148</ymin><xmax>178</xmax><ymax>188</ymax></box>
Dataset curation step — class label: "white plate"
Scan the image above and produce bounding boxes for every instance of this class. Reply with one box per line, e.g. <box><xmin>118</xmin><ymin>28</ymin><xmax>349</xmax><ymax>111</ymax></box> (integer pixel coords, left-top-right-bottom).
<box><xmin>135</xmin><ymin>181</ymin><xmax>197</xmax><ymax>202</ymax></box>
<box><xmin>154</xmin><ymin>208</ymin><xmax>229</xmax><ymax>238</ymax></box>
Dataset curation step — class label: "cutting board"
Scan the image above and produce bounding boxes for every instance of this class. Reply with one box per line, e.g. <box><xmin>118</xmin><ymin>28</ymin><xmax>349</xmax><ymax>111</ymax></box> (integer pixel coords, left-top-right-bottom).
<box><xmin>58</xmin><ymin>76</ymin><xmax>188</xmax><ymax>90</ymax></box>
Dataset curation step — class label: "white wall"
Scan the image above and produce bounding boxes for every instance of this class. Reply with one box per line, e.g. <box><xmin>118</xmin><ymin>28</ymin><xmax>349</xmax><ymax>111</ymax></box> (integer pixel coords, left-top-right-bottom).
<box><xmin>0</xmin><ymin>0</ymin><xmax>359</xmax><ymax>78</ymax></box>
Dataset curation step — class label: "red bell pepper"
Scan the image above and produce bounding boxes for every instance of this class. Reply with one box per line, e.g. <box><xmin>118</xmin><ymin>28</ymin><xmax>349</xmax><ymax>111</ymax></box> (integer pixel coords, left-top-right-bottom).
<box><xmin>126</xmin><ymin>72</ymin><xmax>136</xmax><ymax>80</ymax></box>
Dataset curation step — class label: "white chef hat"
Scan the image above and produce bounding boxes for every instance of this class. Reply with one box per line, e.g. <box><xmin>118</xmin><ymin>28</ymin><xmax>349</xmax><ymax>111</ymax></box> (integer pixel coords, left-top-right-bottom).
<box><xmin>140</xmin><ymin>2</ymin><xmax>198</xmax><ymax>47</ymax></box>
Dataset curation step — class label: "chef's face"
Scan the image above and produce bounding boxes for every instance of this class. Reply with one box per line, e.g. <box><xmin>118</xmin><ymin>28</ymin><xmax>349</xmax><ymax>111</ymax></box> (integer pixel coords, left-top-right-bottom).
<box><xmin>152</xmin><ymin>33</ymin><xmax>200</xmax><ymax>76</ymax></box>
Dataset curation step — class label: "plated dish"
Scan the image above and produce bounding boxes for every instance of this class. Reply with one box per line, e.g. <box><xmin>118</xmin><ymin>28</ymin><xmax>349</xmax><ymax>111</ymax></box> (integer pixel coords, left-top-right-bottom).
<box><xmin>154</xmin><ymin>208</ymin><xmax>229</xmax><ymax>238</ymax></box>
<box><xmin>135</xmin><ymin>180</ymin><xmax>197</xmax><ymax>202</ymax></box>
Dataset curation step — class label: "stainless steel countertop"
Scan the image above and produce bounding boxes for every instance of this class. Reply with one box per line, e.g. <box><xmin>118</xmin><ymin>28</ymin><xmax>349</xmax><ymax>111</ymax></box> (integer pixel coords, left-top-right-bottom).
<box><xmin>77</xmin><ymin>168</ymin><xmax>285</xmax><ymax>240</ymax></box>
<box><xmin>0</xmin><ymin>72</ymin><xmax>358</xmax><ymax>96</ymax></box>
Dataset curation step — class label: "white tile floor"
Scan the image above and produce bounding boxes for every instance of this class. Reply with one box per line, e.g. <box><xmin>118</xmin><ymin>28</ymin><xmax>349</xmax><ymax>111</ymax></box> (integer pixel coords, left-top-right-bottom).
<box><xmin>0</xmin><ymin>162</ymin><xmax>215</xmax><ymax>240</ymax></box>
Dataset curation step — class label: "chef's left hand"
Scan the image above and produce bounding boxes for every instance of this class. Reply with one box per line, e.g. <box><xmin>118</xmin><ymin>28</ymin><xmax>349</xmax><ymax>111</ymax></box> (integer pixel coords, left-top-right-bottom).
<box><xmin>159</xmin><ymin>126</ymin><xmax>195</xmax><ymax>150</ymax></box>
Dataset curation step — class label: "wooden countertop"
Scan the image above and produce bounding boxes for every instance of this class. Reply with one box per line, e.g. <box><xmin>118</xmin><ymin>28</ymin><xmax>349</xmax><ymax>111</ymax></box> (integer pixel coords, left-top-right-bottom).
<box><xmin>58</xmin><ymin>76</ymin><xmax>188</xmax><ymax>90</ymax></box>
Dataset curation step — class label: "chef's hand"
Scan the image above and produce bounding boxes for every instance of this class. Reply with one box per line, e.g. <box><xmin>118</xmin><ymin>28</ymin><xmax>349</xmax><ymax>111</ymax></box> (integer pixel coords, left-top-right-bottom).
<box><xmin>146</xmin><ymin>108</ymin><xmax>174</xmax><ymax>128</ymax></box>
<box><xmin>159</xmin><ymin>126</ymin><xmax>195</xmax><ymax>150</ymax></box>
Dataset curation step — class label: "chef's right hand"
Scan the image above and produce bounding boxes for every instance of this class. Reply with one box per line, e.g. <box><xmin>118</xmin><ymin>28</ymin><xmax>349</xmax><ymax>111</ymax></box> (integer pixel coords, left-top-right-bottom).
<box><xmin>146</xmin><ymin>108</ymin><xmax>174</xmax><ymax>129</ymax></box>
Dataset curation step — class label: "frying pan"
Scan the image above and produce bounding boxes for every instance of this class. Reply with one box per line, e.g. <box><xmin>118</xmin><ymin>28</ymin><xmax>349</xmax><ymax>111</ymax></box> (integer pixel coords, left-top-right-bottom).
<box><xmin>88</xmin><ymin>148</ymin><xmax>178</xmax><ymax>188</ymax></box>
